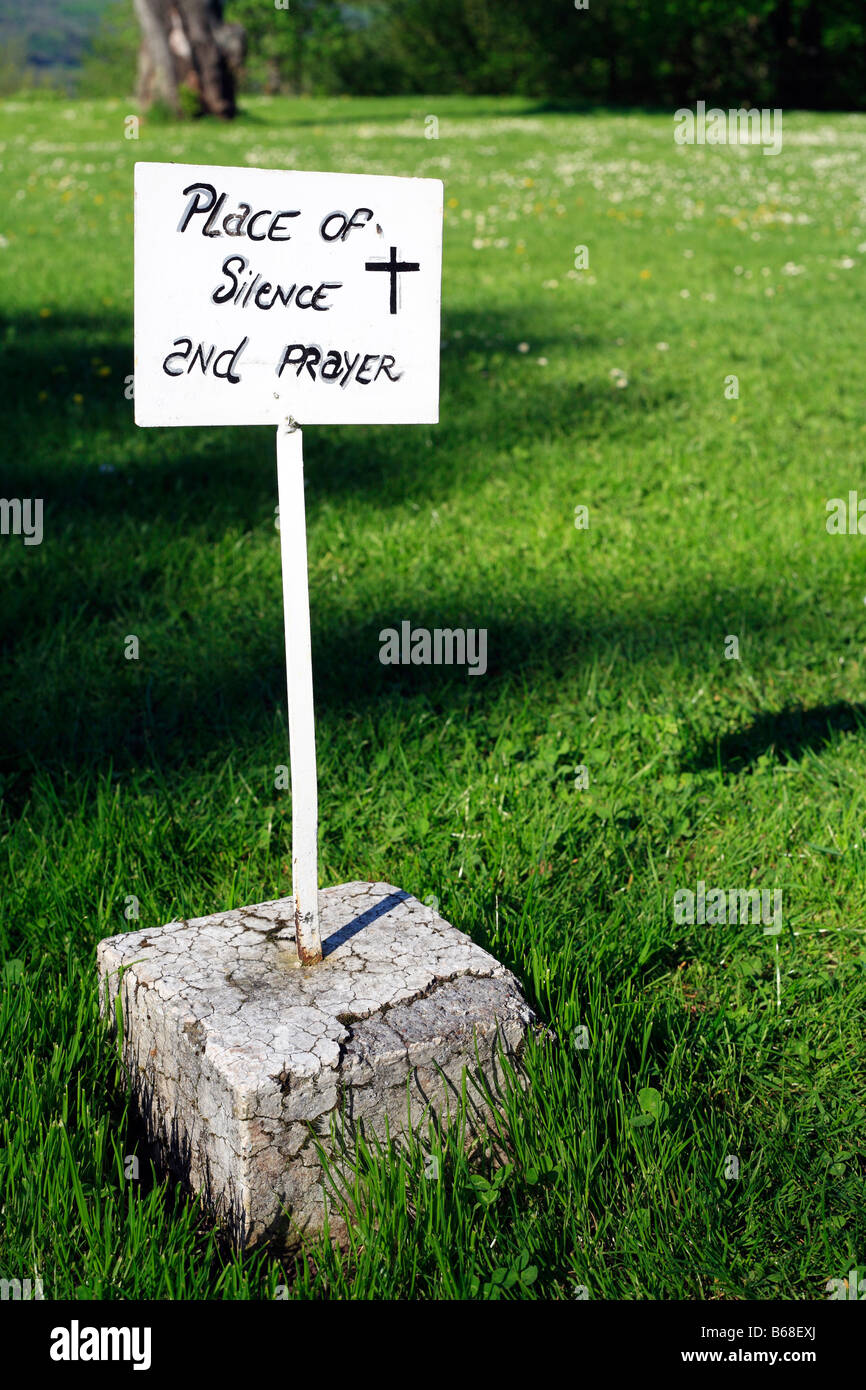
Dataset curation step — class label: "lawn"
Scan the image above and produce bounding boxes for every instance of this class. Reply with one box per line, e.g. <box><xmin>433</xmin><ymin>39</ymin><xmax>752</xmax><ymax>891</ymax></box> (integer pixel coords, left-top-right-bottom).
<box><xmin>1</xmin><ymin>92</ymin><xmax>865</xmax><ymax>1300</ymax></box>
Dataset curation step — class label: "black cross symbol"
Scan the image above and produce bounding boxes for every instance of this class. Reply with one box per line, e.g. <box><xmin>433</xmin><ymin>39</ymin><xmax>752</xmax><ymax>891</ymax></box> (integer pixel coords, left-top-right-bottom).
<box><xmin>364</xmin><ymin>246</ymin><xmax>420</xmax><ymax>315</ymax></box>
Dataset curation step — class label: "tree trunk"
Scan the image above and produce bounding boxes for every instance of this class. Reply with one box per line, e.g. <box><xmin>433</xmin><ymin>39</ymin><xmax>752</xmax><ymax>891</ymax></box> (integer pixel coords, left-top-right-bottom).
<box><xmin>134</xmin><ymin>0</ymin><xmax>180</xmax><ymax>114</ymax></box>
<box><xmin>134</xmin><ymin>0</ymin><xmax>245</xmax><ymax>118</ymax></box>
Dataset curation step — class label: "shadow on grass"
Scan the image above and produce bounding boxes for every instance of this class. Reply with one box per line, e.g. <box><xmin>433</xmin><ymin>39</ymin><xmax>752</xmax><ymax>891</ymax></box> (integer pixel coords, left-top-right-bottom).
<box><xmin>0</xmin><ymin>306</ymin><xmax>839</xmax><ymax>798</ymax></box>
<box><xmin>141</xmin><ymin>98</ymin><xmax>685</xmax><ymax>133</ymax></box>
<box><xmin>527</xmin><ymin>99</ymin><xmax>675</xmax><ymax>118</ymax></box>
<box><xmin>0</xmin><ymin>305</ymin><xmax>616</xmax><ymax>519</ymax></box>
<box><xmin>229</xmin><ymin>100</ymin><xmax>544</xmax><ymax>127</ymax></box>
<box><xmin>0</xmin><ymin>587</ymin><xmax>835</xmax><ymax>795</ymax></box>
<box><xmin>686</xmin><ymin>703</ymin><xmax>866</xmax><ymax>774</ymax></box>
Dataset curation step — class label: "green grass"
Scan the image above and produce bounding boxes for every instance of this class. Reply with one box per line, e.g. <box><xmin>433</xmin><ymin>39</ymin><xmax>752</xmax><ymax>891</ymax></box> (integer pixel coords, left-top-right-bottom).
<box><xmin>1</xmin><ymin>93</ymin><xmax>865</xmax><ymax>1300</ymax></box>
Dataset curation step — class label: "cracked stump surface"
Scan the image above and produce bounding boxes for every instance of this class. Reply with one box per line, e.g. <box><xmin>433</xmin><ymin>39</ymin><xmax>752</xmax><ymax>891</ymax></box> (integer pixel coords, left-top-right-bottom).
<box><xmin>96</xmin><ymin>882</ymin><xmax>534</xmax><ymax>1246</ymax></box>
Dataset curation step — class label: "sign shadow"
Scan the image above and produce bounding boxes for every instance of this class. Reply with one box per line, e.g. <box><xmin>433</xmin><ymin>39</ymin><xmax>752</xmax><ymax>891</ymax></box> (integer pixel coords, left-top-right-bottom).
<box><xmin>322</xmin><ymin>889</ymin><xmax>410</xmax><ymax>957</ymax></box>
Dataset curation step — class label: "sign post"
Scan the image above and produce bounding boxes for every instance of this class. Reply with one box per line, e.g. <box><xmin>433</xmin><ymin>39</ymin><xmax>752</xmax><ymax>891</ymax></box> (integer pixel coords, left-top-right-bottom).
<box><xmin>134</xmin><ymin>161</ymin><xmax>443</xmax><ymax>964</ymax></box>
<box><xmin>276</xmin><ymin>418</ymin><xmax>320</xmax><ymax>961</ymax></box>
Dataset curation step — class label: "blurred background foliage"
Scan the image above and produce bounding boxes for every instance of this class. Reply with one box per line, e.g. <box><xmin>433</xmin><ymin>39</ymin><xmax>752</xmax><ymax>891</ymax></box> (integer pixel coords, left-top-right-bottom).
<box><xmin>1</xmin><ymin>0</ymin><xmax>865</xmax><ymax>110</ymax></box>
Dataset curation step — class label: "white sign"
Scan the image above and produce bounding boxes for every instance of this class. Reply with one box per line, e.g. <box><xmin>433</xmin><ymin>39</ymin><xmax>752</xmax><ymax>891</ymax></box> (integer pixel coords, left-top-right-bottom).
<box><xmin>134</xmin><ymin>161</ymin><xmax>443</xmax><ymax>427</ymax></box>
<box><xmin>133</xmin><ymin>161</ymin><xmax>444</xmax><ymax>966</ymax></box>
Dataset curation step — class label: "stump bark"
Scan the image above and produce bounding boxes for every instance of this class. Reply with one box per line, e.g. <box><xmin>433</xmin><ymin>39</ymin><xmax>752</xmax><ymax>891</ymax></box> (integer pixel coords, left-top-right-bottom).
<box><xmin>133</xmin><ymin>0</ymin><xmax>245</xmax><ymax>118</ymax></box>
